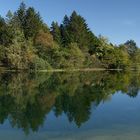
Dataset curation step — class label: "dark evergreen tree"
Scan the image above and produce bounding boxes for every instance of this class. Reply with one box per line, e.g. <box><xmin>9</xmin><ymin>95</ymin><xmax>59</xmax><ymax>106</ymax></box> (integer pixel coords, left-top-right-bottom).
<box><xmin>60</xmin><ymin>15</ymin><xmax>71</xmax><ymax>47</ymax></box>
<box><xmin>124</xmin><ymin>40</ymin><xmax>138</xmax><ymax>56</ymax></box>
<box><xmin>0</xmin><ymin>16</ymin><xmax>13</xmax><ymax>46</ymax></box>
<box><xmin>87</xmin><ymin>30</ymin><xmax>101</xmax><ymax>55</ymax></box>
<box><xmin>24</xmin><ymin>7</ymin><xmax>43</xmax><ymax>39</ymax></box>
<box><xmin>60</xmin><ymin>11</ymin><xmax>98</xmax><ymax>52</ymax></box>
<box><xmin>16</xmin><ymin>2</ymin><xmax>26</xmax><ymax>30</ymax></box>
<box><xmin>50</xmin><ymin>21</ymin><xmax>62</xmax><ymax>45</ymax></box>
<box><xmin>68</xmin><ymin>11</ymin><xmax>90</xmax><ymax>50</ymax></box>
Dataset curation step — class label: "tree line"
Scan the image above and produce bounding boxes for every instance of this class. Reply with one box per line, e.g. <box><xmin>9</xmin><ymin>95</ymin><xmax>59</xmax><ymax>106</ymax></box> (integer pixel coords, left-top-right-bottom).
<box><xmin>0</xmin><ymin>2</ymin><xmax>140</xmax><ymax>70</ymax></box>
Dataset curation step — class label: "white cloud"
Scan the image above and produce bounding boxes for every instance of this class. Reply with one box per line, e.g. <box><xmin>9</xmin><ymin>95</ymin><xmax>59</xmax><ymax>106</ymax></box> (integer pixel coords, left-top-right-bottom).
<box><xmin>121</xmin><ymin>19</ymin><xmax>136</xmax><ymax>26</ymax></box>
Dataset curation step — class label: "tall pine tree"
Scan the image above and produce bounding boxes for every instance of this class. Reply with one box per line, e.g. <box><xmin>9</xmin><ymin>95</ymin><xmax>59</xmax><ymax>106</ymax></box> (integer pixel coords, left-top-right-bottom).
<box><xmin>51</xmin><ymin>21</ymin><xmax>62</xmax><ymax>45</ymax></box>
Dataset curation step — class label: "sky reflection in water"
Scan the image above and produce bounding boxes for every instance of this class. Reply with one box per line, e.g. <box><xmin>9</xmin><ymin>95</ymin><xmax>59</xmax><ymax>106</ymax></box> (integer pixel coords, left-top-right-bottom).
<box><xmin>0</xmin><ymin>71</ymin><xmax>140</xmax><ymax>140</ymax></box>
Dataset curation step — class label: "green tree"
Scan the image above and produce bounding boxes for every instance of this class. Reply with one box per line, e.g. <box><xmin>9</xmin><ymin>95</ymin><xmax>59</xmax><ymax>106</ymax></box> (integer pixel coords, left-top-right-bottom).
<box><xmin>102</xmin><ymin>47</ymin><xmax>130</xmax><ymax>69</ymax></box>
<box><xmin>0</xmin><ymin>16</ymin><xmax>13</xmax><ymax>46</ymax></box>
<box><xmin>66</xmin><ymin>43</ymin><xmax>85</xmax><ymax>68</ymax></box>
<box><xmin>50</xmin><ymin>21</ymin><xmax>62</xmax><ymax>45</ymax></box>
<box><xmin>60</xmin><ymin>15</ymin><xmax>71</xmax><ymax>47</ymax></box>
<box><xmin>24</xmin><ymin>7</ymin><xmax>43</xmax><ymax>39</ymax></box>
<box><xmin>16</xmin><ymin>2</ymin><xmax>26</xmax><ymax>30</ymax></box>
<box><xmin>124</xmin><ymin>40</ymin><xmax>138</xmax><ymax>56</ymax></box>
<box><xmin>131</xmin><ymin>49</ymin><xmax>140</xmax><ymax>70</ymax></box>
<box><xmin>68</xmin><ymin>11</ymin><xmax>90</xmax><ymax>50</ymax></box>
<box><xmin>60</xmin><ymin>11</ymin><xmax>96</xmax><ymax>52</ymax></box>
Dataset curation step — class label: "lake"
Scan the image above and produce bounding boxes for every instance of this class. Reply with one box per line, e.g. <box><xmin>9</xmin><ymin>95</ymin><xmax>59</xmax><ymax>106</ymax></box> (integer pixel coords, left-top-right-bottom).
<box><xmin>0</xmin><ymin>71</ymin><xmax>140</xmax><ymax>140</ymax></box>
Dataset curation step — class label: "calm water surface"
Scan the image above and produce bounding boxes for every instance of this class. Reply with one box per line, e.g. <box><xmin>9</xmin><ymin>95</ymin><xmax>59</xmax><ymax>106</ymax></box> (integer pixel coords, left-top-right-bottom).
<box><xmin>0</xmin><ymin>71</ymin><xmax>140</xmax><ymax>140</ymax></box>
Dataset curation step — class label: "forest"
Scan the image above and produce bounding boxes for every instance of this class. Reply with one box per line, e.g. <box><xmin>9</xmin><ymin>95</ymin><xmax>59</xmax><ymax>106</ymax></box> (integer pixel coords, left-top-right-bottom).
<box><xmin>0</xmin><ymin>2</ymin><xmax>140</xmax><ymax>70</ymax></box>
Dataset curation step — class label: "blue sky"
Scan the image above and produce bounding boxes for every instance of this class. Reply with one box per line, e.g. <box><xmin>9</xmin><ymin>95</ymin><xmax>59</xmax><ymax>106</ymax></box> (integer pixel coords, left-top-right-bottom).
<box><xmin>0</xmin><ymin>0</ymin><xmax>140</xmax><ymax>46</ymax></box>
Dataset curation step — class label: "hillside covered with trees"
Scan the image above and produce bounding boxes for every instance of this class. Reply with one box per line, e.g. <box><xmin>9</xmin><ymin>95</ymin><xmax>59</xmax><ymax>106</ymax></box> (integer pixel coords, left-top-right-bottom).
<box><xmin>0</xmin><ymin>2</ymin><xmax>140</xmax><ymax>70</ymax></box>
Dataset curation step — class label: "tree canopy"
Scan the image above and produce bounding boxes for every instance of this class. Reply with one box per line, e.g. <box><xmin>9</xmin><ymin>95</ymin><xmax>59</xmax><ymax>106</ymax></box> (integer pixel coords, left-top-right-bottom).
<box><xmin>0</xmin><ymin>2</ymin><xmax>139</xmax><ymax>70</ymax></box>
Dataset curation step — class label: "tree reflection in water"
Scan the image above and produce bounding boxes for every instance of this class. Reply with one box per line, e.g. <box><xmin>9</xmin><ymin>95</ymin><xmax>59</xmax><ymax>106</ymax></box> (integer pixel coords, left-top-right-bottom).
<box><xmin>0</xmin><ymin>71</ymin><xmax>140</xmax><ymax>134</ymax></box>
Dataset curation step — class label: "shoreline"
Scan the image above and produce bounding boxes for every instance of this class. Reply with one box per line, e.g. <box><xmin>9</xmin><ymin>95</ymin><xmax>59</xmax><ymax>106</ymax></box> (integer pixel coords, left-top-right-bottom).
<box><xmin>1</xmin><ymin>67</ymin><xmax>139</xmax><ymax>73</ymax></box>
<box><xmin>0</xmin><ymin>68</ymin><xmax>127</xmax><ymax>73</ymax></box>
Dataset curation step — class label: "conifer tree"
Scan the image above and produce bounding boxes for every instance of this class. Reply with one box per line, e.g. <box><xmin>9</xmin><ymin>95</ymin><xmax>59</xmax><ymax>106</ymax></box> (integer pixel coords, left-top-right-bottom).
<box><xmin>60</xmin><ymin>15</ymin><xmax>71</xmax><ymax>47</ymax></box>
<box><xmin>51</xmin><ymin>21</ymin><xmax>62</xmax><ymax>45</ymax></box>
<box><xmin>24</xmin><ymin>7</ymin><xmax>43</xmax><ymax>39</ymax></box>
<box><xmin>16</xmin><ymin>2</ymin><xmax>26</xmax><ymax>30</ymax></box>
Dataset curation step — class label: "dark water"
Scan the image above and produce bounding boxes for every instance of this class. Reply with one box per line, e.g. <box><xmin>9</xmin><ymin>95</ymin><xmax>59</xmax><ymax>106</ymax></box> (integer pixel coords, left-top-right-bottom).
<box><xmin>0</xmin><ymin>71</ymin><xmax>140</xmax><ymax>140</ymax></box>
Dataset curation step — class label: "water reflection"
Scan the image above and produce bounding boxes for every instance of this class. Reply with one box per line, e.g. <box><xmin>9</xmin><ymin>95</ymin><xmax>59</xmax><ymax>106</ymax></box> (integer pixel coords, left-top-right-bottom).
<box><xmin>0</xmin><ymin>71</ymin><xmax>140</xmax><ymax>134</ymax></box>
